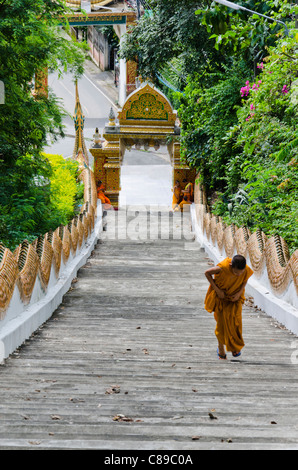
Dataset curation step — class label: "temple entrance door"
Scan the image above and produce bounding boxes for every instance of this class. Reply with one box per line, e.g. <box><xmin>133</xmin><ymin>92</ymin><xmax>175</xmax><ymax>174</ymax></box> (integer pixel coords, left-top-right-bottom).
<box><xmin>119</xmin><ymin>146</ymin><xmax>172</xmax><ymax>208</ymax></box>
<box><xmin>90</xmin><ymin>82</ymin><xmax>196</xmax><ymax>209</ymax></box>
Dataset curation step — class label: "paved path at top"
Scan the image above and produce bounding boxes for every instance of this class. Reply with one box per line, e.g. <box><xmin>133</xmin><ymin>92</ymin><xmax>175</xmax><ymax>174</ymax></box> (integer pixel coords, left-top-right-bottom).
<box><xmin>0</xmin><ymin>210</ymin><xmax>298</xmax><ymax>450</ymax></box>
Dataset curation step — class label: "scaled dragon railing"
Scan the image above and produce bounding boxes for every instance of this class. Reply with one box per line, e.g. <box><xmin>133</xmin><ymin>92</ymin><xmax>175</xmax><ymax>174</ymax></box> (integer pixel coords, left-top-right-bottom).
<box><xmin>194</xmin><ymin>181</ymin><xmax>298</xmax><ymax>300</ymax></box>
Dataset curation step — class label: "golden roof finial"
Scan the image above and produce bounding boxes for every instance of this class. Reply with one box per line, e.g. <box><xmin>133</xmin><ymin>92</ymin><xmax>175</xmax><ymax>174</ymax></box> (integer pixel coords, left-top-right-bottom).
<box><xmin>73</xmin><ymin>80</ymin><xmax>89</xmax><ymax>169</ymax></box>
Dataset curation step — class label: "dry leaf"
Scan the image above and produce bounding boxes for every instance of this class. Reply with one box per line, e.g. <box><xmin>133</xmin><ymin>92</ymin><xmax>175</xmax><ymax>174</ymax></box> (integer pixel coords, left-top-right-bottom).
<box><xmin>113</xmin><ymin>414</ymin><xmax>134</xmax><ymax>422</ymax></box>
<box><xmin>192</xmin><ymin>436</ymin><xmax>200</xmax><ymax>441</ymax></box>
<box><xmin>105</xmin><ymin>385</ymin><xmax>120</xmax><ymax>394</ymax></box>
<box><xmin>208</xmin><ymin>412</ymin><xmax>218</xmax><ymax>420</ymax></box>
<box><xmin>51</xmin><ymin>415</ymin><xmax>62</xmax><ymax>420</ymax></box>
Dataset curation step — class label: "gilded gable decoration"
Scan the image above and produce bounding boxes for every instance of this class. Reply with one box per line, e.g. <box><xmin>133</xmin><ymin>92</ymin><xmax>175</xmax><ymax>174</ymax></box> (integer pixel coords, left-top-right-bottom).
<box><xmin>118</xmin><ymin>83</ymin><xmax>177</xmax><ymax>127</ymax></box>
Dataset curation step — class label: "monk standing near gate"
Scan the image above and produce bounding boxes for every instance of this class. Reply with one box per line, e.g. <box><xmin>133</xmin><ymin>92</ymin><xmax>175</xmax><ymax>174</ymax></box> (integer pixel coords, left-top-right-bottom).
<box><xmin>204</xmin><ymin>255</ymin><xmax>253</xmax><ymax>360</ymax></box>
<box><xmin>182</xmin><ymin>179</ymin><xmax>194</xmax><ymax>202</ymax></box>
<box><xmin>172</xmin><ymin>180</ymin><xmax>182</xmax><ymax>210</ymax></box>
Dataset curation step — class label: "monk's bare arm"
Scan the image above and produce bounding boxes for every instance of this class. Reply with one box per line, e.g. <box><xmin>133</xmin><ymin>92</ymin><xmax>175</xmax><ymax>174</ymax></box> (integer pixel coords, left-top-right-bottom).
<box><xmin>228</xmin><ymin>281</ymin><xmax>248</xmax><ymax>302</ymax></box>
<box><xmin>205</xmin><ymin>266</ymin><xmax>225</xmax><ymax>299</ymax></box>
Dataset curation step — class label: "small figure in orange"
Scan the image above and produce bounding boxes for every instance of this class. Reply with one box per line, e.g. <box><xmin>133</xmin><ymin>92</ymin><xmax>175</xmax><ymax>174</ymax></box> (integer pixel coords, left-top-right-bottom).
<box><xmin>172</xmin><ymin>180</ymin><xmax>182</xmax><ymax>210</ymax></box>
<box><xmin>175</xmin><ymin>195</ymin><xmax>191</xmax><ymax>212</ymax></box>
<box><xmin>97</xmin><ymin>181</ymin><xmax>112</xmax><ymax>210</ymax></box>
<box><xmin>182</xmin><ymin>179</ymin><xmax>194</xmax><ymax>202</ymax></box>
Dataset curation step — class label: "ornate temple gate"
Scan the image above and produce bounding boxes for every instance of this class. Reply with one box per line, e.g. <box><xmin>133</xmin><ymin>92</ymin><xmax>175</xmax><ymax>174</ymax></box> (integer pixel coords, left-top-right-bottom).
<box><xmin>90</xmin><ymin>82</ymin><xmax>196</xmax><ymax>208</ymax></box>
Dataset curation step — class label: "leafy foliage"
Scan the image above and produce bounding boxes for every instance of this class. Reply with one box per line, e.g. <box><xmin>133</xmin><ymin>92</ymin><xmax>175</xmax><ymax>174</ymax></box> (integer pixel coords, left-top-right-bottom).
<box><xmin>0</xmin><ymin>0</ymin><xmax>87</xmax><ymax>249</ymax></box>
<box><xmin>44</xmin><ymin>153</ymin><xmax>83</xmax><ymax>228</ymax></box>
<box><xmin>0</xmin><ymin>153</ymin><xmax>83</xmax><ymax>251</ymax></box>
<box><xmin>120</xmin><ymin>0</ymin><xmax>223</xmax><ymax>84</ymax></box>
<box><xmin>177</xmin><ymin>59</ymin><xmax>252</xmax><ymax>192</ymax></box>
<box><xmin>213</xmin><ymin>35</ymin><xmax>298</xmax><ymax>252</ymax></box>
<box><xmin>0</xmin><ymin>154</ymin><xmax>53</xmax><ymax>249</ymax></box>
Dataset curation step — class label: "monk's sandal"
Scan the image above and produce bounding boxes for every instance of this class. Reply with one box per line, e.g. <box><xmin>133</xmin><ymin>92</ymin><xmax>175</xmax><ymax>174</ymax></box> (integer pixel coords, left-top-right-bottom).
<box><xmin>217</xmin><ymin>348</ymin><xmax>227</xmax><ymax>360</ymax></box>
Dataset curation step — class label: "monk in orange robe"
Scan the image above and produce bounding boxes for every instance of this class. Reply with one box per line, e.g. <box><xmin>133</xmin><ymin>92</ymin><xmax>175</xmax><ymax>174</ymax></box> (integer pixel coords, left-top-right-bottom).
<box><xmin>182</xmin><ymin>179</ymin><xmax>194</xmax><ymax>202</ymax></box>
<box><xmin>204</xmin><ymin>255</ymin><xmax>253</xmax><ymax>359</ymax></box>
<box><xmin>97</xmin><ymin>181</ymin><xmax>112</xmax><ymax>210</ymax></box>
<box><xmin>177</xmin><ymin>195</ymin><xmax>191</xmax><ymax>212</ymax></box>
<box><xmin>172</xmin><ymin>180</ymin><xmax>182</xmax><ymax>210</ymax></box>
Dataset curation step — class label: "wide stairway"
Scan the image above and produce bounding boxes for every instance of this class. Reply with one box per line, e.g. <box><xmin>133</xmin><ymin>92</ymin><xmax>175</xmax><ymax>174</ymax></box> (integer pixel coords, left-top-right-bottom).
<box><xmin>0</xmin><ymin>209</ymin><xmax>298</xmax><ymax>450</ymax></box>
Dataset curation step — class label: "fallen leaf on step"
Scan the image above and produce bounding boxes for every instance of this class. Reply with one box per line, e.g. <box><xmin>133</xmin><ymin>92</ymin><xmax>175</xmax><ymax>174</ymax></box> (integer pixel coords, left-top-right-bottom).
<box><xmin>105</xmin><ymin>385</ymin><xmax>120</xmax><ymax>394</ymax></box>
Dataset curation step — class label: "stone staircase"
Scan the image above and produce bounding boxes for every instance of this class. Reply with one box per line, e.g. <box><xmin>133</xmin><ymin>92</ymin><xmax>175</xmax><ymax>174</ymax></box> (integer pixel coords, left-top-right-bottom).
<box><xmin>0</xmin><ymin>209</ymin><xmax>297</xmax><ymax>450</ymax></box>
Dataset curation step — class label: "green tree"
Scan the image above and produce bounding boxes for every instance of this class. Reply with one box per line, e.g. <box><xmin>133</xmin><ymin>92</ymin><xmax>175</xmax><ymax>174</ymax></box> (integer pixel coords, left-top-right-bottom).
<box><xmin>196</xmin><ymin>0</ymin><xmax>295</xmax><ymax>69</ymax></box>
<box><xmin>0</xmin><ymin>0</ymin><xmax>87</xmax><ymax>249</ymax></box>
<box><xmin>214</xmin><ymin>35</ymin><xmax>298</xmax><ymax>252</ymax></box>
<box><xmin>177</xmin><ymin>59</ymin><xmax>252</xmax><ymax>193</ymax></box>
<box><xmin>120</xmin><ymin>0</ymin><xmax>224</xmax><ymax>85</ymax></box>
<box><xmin>44</xmin><ymin>153</ymin><xmax>82</xmax><ymax>228</ymax></box>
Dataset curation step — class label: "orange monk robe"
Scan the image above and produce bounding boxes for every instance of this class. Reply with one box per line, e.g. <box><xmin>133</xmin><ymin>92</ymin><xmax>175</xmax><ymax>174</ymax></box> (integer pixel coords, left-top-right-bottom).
<box><xmin>172</xmin><ymin>185</ymin><xmax>182</xmax><ymax>209</ymax></box>
<box><xmin>184</xmin><ymin>182</ymin><xmax>194</xmax><ymax>202</ymax></box>
<box><xmin>97</xmin><ymin>184</ymin><xmax>111</xmax><ymax>208</ymax></box>
<box><xmin>204</xmin><ymin>257</ymin><xmax>253</xmax><ymax>352</ymax></box>
<box><xmin>178</xmin><ymin>199</ymin><xmax>191</xmax><ymax>212</ymax></box>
